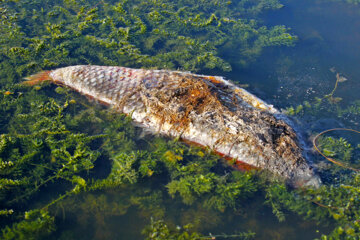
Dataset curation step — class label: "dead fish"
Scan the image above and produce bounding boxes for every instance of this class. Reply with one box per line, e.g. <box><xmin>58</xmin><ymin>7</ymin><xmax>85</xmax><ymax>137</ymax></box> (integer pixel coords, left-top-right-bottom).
<box><xmin>25</xmin><ymin>65</ymin><xmax>321</xmax><ymax>188</ymax></box>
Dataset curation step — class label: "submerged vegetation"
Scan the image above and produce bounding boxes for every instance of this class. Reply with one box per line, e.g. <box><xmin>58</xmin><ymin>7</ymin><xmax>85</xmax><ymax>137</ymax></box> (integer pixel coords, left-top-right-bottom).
<box><xmin>285</xmin><ymin>70</ymin><xmax>360</xmax><ymax>128</ymax></box>
<box><xmin>0</xmin><ymin>0</ymin><xmax>297</xmax><ymax>238</ymax></box>
<box><xmin>0</xmin><ymin>84</ymin><xmax>261</xmax><ymax>238</ymax></box>
<box><xmin>0</xmin><ymin>0</ymin><xmax>359</xmax><ymax>239</ymax></box>
<box><xmin>280</xmin><ymin>67</ymin><xmax>360</xmax><ymax>239</ymax></box>
<box><xmin>0</xmin><ymin>0</ymin><xmax>296</xmax><ymax>84</ymax></box>
<box><xmin>142</xmin><ymin>218</ymin><xmax>255</xmax><ymax>240</ymax></box>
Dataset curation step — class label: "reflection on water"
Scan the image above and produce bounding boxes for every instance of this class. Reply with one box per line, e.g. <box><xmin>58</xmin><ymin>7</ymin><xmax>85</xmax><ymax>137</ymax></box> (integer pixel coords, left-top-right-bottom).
<box><xmin>53</xmin><ymin>185</ymin><xmax>331</xmax><ymax>240</ymax></box>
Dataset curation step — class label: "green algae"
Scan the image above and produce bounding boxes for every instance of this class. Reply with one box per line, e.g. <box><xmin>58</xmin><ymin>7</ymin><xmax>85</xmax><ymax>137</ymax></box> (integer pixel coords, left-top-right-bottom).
<box><xmin>316</xmin><ymin>135</ymin><xmax>360</xmax><ymax>173</ymax></box>
<box><xmin>279</xmin><ymin>76</ymin><xmax>360</xmax><ymax>239</ymax></box>
<box><xmin>0</xmin><ymin>76</ymin><xmax>260</xmax><ymax>238</ymax></box>
<box><xmin>1</xmin><ymin>0</ymin><xmax>360</xmax><ymax>239</ymax></box>
<box><xmin>265</xmin><ymin>173</ymin><xmax>360</xmax><ymax>239</ymax></box>
<box><xmin>142</xmin><ymin>218</ymin><xmax>255</xmax><ymax>240</ymax></box>
<box><xmin>1</xmin><ymin>209</ymin><xmax>55</xmax><ymax>240</ymax></box>
<box><xmin>0</xmin><ymin>0</ymin><xmax>296</xmax><ymax>84</ymax></box>
<box><xmin>284</xmin><ymin>71</ymin><xmax>360</xmax><ymax>130</ymax></box>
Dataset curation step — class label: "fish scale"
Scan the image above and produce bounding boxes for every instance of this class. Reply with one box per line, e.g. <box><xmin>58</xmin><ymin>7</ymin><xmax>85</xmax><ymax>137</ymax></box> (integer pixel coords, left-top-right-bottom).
<box><xmin>25</xmin><ymin>65</ymin><xmax>321</xmax><ymax>188</ymax></box>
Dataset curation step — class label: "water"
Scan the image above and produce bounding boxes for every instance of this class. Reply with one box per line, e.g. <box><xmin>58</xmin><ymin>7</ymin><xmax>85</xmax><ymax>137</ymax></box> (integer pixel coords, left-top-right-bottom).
<box><xmin>1</xmin><ymin>0</ymin><xmax>360</xmax><ymax>239</ymax></box>
<box><xmin>255</xmin><ymin>0</ymin><xmax>360</xmax><ymax>105</ymax></box>
<box><xmin>53</xmin><ymin>185</ymin><xmax>330</xmax><ymax>240</ymax></box>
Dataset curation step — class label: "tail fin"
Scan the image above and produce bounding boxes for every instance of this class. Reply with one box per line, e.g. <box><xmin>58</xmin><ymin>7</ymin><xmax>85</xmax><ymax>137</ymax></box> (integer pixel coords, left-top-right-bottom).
<box><xmin>23</xmin><ymin>71</ymin><xmax>52</xmax><ymax>86</ymax></box>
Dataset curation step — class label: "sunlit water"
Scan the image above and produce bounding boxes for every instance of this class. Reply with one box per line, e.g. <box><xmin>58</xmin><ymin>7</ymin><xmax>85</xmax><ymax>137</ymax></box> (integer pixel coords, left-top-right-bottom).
<box><xmin>15</xmin><ymin>0</ymin><xmax>360</xmax><ymax>239</ymax></box>
<box><xmin>257</xmin><ymin>0</ymin><xmax>360</xmax><ymax>106</ymax></box>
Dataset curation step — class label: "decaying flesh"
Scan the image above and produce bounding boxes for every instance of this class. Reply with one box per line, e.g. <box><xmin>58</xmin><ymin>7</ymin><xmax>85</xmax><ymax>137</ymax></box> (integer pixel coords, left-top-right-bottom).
<box><xmin>25</xmin><ymin>65</ymin><xmax>321</xmax><ymax>187</ymax></box>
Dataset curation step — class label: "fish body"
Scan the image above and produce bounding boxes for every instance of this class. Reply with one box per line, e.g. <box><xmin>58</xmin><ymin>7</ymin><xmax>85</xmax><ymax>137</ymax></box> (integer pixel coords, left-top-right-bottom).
<box><xmin>27</xmin><ymin>65</ymin><xmax>321</xmax><ymax>187</ymax></box>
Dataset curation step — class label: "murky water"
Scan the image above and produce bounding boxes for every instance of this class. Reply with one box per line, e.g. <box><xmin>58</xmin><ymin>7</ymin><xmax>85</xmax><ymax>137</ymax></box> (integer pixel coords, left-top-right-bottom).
<box><xmin>2</xmin><ymin>0</ymin><xmax>360</xmax><ymax>239</ymax></box>
<box><xmin>52</xmin><ymin>183</ymin><xmax>331</xmax><ymax>240</ymax></box>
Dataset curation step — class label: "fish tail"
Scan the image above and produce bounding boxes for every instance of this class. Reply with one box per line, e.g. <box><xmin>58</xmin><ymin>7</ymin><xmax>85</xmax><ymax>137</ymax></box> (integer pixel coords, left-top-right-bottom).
<box><xmin>23</xmin><ymin>71</ymin><xmax>52</xmax><ymax>86</ymax></box>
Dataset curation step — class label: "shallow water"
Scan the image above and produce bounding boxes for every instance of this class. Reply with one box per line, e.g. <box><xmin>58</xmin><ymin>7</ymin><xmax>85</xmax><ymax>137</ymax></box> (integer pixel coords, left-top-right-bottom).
<box><xmin>251</xmin><ymin>0</ymin><xmax>360</xmax><ymax>106</ymax></box>
<box><xmin>1</xmin><ymin>0</ymin><xmax>360</xmax><ymax>239</ymax></box>
<box><xmin>41</xmin><ymin>0</ymin><xmax>360</xmax><ymax>237</ymax></box>
<box><xmin>52</xmin><ymin>183</ymin><xmax>332</xmax><ymax>240</ymax></box>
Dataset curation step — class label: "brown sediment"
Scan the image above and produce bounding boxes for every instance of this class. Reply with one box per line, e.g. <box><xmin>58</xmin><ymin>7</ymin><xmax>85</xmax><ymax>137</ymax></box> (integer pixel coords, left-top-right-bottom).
<box><xmin>149</xmin><ymin>75</ymin><xmax>263</xmax><ymax>173</ymax></box>
<box><xmin>144</xmin><ymin>73</ymin><xmax>224</xmax><ymax>132</ymax></box>
<box><xmin>202</xmin><ymin>75</ymin><xmax>224</xmax><ymax>84</ymax></box>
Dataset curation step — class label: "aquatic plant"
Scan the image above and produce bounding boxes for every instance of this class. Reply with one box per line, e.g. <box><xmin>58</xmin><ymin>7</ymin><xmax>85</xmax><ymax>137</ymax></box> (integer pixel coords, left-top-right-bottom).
<box><xmin>284</xmin><ymin>70</ymin><xmax>360</xmax><ymax>132</ymax></box>
<box><xmin>6</xmin><ymin>0</ymin><xmax>358</xmax><ymax>239</ymax></box>
<box><xmin>0</xmin><ymin>78</ymin><xmax>262</xmax><ymax>238</ymax></box>
<box><xmin>0</xmin><ymin>80</ymin><xmax>138</xmax><ymax>233</ymax></box>
<box><xmin>0</xmin><ymin>0</ymin><xmax>296</xmax><ymax>85</ymax></box>
<box><xmin>1</xmin><ymin>209</ymin><xmax>55</xmax><ymax>240</ymax></box>
<box><xmin>142</xmin><ymin>218</ymin><xmax>256</xmax><ymax>240</ymax></box>
<box><xmin>315</xmin><ymin>133</ymin><xmax>360</xmax><ymax>173</ymax></box>
<box><xmin>268</xmin><ymin>78</ymin><xmax>360</xmax><ymax>239</ymax></box>
<box><xmin>265</xmin><ymin>172</ymin><xmax>360</xmax><ymax>239</ymax></box>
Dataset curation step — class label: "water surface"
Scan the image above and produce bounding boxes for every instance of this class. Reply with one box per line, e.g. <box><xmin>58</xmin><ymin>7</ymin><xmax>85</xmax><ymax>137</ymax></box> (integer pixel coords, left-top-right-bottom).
<box><xmin>2</xmin><ymin>0</ymin><xmax>360</xmax><ymax>239</ymax></box>
<box><xmin>47</xmin><ymin>1</ymin><xmax>360</xmax><ymax>239</ymax></box>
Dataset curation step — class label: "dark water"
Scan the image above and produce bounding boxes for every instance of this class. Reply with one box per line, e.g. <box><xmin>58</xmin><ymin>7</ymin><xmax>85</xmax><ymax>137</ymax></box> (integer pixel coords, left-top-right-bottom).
<box><xmin>2</xmin><ymin>0</ymin><xmax>358</xmax><ymax>239</ymax></box>
<box><xmin>242</xmin><ymin>0</ymin><xmax>360</xmax><ymax>106</ymax></box>
<box><xmin>45</xmin><ymin>1</ymin><xmax>360</xmax><ymax>239</ymax></box>
<box><xmin>54</xmin><ymin>186</ymin><xmax>330</xmax><ymax>240</ymax></box>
